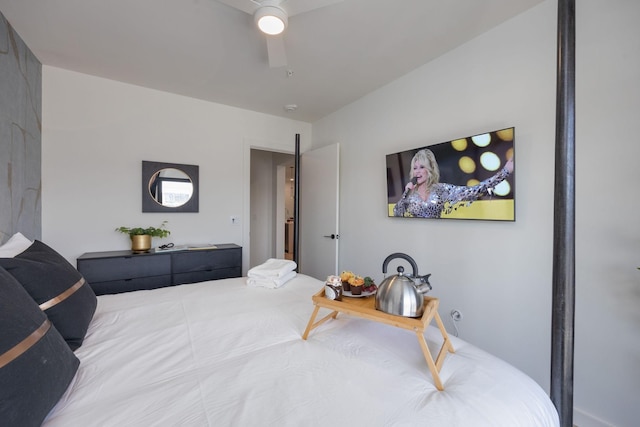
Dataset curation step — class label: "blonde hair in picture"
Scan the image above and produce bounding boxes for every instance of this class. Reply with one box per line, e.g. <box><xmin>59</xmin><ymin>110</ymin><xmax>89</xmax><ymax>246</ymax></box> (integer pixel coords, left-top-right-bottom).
<box><xmin>410</xmin><ymin>149</ymin><xmax>440</xmax><ymax>189</ymax></box>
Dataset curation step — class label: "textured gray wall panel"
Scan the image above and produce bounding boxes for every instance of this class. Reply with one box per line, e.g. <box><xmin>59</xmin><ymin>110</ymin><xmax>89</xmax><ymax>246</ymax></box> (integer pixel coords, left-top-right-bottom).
<box><xmin>0</xmin><ymin>12</ymin><xmax>42</xmax><ymax>244</ymax></box>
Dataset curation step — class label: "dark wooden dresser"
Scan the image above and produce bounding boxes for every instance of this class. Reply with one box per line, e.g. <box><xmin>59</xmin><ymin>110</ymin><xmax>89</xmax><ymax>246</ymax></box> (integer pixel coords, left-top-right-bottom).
<box><xmin>77</xmin><ymin>244</ymin><xmax>242</xmax><ymax>295</ymax></box>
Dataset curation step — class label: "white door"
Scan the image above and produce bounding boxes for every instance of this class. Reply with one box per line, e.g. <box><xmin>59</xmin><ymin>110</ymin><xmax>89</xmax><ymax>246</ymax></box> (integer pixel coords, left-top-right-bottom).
<box><xmin>299</xmin><ymin>143</ymin><xmax>340</xmax><ymax>280</ymax></box>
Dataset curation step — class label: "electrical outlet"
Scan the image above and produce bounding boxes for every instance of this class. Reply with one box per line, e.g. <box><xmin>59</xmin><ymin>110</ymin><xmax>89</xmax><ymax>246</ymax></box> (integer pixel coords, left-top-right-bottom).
<box><xmin>450</xmin><ymin>309</ymin><xmax>463</xmax><ymax>322</ymax></box>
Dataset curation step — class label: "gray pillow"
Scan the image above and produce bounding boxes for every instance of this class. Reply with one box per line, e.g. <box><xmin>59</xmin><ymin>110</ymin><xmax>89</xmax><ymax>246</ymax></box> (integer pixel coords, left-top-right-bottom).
<box><xmin>0</xmin><ymin>240</ymin><xmax>97</xmax><ymax>350</ymax></box>
<box><xmin>0</xmin><ymin>267</ymin><xmax>79</xmax><ymax>426</ymax></box>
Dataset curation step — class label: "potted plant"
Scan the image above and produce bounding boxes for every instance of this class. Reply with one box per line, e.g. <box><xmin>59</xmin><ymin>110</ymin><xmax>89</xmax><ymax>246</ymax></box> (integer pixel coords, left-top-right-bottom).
<box><xmin>115</xmin><ymin>221</ymin><xmax>170</xmax><ymax>253</ymax></box>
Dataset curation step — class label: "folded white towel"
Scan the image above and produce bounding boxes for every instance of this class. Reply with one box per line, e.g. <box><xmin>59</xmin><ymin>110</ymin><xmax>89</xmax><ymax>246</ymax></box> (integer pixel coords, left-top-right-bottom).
<box><xmin>247</xmin><ymin>271</ymin><xmax>297</xmax><ymax>289</ymax></box>
<box><xmin>247</xmin><ymin>258</ymin><xmax>297</xmax><ymax>279</ymax></box>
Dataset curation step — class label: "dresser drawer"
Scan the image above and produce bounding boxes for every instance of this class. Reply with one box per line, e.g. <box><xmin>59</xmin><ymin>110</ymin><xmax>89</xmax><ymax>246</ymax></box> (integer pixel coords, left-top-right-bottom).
<box><xmin>173</xmin><ymin>267</ymin><xmax>242</xmax><ymax>285</ymax></box>
<box><xmin>171</xmin><ymin>248</ymin><xmax>241</xmax><ymax>273</ymax></box>
<box><xmin>90</xmin><ymin>274</ymin><xmax>173</xmax><ymax>296</ymax></box>
<box><xmin>79</xmin><ymin>254</ymin><xmax>171</xmax><ymax>282</ymax></box>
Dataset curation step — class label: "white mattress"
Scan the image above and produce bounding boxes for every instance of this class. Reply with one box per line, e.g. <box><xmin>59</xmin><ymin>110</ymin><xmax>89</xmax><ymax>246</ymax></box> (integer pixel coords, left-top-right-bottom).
<box><xmin>44</xmin><ymin>274</ymin><xmax>559</xmax><ymax>426</ymax></box>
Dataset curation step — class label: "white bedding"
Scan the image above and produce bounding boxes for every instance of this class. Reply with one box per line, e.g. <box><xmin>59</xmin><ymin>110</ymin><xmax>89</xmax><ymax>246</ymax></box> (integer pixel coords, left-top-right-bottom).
<box><xmin>44</xmin><ymin>274</ymin><xmax>559</xmax><ymax>426</ymax></box>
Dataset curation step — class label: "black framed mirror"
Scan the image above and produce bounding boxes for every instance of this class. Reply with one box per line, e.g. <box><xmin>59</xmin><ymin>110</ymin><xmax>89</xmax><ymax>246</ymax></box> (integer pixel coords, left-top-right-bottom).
<box><xmin>142</xmin><ymin>161</ymin><xmax>199</xmax><ymax>212</ymax></box>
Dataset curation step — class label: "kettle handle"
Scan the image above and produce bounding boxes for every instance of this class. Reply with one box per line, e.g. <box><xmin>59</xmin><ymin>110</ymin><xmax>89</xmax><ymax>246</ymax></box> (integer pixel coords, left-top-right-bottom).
<box><xmin>382</xmin><ymin>253</ymin><xmax>419</xmax><ymax>277</ymax></box>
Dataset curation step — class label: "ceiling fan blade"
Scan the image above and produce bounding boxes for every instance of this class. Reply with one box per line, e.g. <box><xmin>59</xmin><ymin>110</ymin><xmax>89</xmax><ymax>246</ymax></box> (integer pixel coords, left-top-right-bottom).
<box><xmin>266</xmin><ymin>35</ymin><xmax>287</xmax><ymax>68</ymax></box>
<box><xmin>214</xmin><ymin>0</ymin><xmax>345</xmax><ymax>17</ymax></box>
<box><xmin>215</xmin><ymin>0</ymin><xmax>343</xmax><ymax>69</ymax></box>
<box><xmin>284</xmin><ymin>0</ymin><xmax>344</xmax><ymax>17</ymax></box>
<box><xmin>214</xmin><ymin>0</ymin><xmax>258</xmax><ymax>15</ymax></box>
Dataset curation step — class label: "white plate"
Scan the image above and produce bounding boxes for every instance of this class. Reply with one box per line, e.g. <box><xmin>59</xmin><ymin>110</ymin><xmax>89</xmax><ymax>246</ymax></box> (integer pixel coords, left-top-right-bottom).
<box><xmin>342</xmin><ymin>289</ymin><xmax>376</xmax><ymax>298</ymax></box>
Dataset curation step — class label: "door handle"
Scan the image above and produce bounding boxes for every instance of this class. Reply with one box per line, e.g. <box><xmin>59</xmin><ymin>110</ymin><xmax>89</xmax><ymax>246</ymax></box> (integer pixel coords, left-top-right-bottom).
<box><xmin>323</xmin><ymin>234</ymin><xmax>339</xmax><ymax>239</ymax></box>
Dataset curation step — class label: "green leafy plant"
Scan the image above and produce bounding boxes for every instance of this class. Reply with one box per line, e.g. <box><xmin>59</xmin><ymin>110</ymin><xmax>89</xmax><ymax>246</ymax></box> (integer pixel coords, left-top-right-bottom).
<box><xmin>115</xmin><ymin>220</ymin><xmax>170</xmax><ymax>238</ymax></box>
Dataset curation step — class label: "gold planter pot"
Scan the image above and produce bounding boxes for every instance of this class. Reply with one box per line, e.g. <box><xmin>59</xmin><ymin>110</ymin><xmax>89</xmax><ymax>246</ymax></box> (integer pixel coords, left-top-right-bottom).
<box><xmin>131</xmin><ymin>235</ymin><xmax>152</xmax><ymax>253</ymax></box>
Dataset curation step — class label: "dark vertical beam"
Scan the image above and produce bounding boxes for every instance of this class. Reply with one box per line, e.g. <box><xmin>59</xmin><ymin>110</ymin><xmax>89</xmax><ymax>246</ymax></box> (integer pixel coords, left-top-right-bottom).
<box><xmin>551</xmin><ymin>1</ymin><xmax>576</xmax><ymax>426</ymax></box>
<box><xmin>293</xmin><ymin>134</ymin><xmax>301</xmax><ymax>272</ymax></box>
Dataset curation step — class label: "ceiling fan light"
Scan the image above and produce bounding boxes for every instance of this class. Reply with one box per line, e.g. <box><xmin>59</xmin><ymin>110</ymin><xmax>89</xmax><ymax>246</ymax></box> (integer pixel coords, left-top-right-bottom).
<box><xmin>255</xmin><ymin>6</ymin><xmax>288</xmax><ymax>35</ymax></box>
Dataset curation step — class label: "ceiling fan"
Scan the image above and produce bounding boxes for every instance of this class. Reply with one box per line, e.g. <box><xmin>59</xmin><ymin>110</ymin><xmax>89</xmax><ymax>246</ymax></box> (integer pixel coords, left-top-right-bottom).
<box><xmin>216</xmin><ymin>0</ymin><xmax>344</xmax><ymax>68</ymax></box>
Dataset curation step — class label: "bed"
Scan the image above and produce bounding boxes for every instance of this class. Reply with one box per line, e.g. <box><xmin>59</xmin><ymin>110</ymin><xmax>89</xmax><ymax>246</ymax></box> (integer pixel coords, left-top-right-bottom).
<box><xmin>36</xmin><ymin>273</ymin><xmax>558</xmax><ymax>426</ymax></box>
<box><xmin>0</xmin><ymin>236</ymin><xmax>558</xmax><ymax>426</ymax></box>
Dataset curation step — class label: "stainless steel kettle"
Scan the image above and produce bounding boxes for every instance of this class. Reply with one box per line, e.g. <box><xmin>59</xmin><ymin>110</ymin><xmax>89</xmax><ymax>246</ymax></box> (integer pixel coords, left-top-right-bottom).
<box><xmin>375</xmin><ymin>253</ymin><xmax>432</xmax><ymax>318</ymax></box>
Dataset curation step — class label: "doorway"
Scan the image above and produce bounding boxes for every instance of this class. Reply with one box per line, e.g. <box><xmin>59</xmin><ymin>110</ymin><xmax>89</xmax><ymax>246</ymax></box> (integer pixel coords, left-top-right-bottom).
<box><xmin>249</xmin><ymin>149</ymin><xmax>294</xmax><ymax>268</ymax></box>
<box><xmin>284</xmin><ymin>165</ymin><xmax>295</xmax><ymax>260</ymax></box>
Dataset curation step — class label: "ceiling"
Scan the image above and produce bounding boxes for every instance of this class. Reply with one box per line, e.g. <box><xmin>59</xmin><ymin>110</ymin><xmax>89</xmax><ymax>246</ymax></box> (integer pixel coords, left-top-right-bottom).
<box><xmin>0</xmin><ymin>0</ymin><xmax>543</xmax><ymax>122</ymax></box>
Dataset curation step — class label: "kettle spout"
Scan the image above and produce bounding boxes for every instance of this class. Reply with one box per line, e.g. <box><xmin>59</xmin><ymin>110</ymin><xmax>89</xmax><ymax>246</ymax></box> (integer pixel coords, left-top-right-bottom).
<box><xmin>415</xmin><ymin>274</ymin><xmax>432</xmax><ymax>294</ymax></box>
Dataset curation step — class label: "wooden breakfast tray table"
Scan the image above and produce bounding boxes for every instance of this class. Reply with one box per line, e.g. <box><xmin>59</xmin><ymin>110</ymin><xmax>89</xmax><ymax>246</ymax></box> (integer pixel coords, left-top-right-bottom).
<box><xmin>302</xmin><ymin>288</ymin><xmax>455</xmax><ymax>390</ymax></box>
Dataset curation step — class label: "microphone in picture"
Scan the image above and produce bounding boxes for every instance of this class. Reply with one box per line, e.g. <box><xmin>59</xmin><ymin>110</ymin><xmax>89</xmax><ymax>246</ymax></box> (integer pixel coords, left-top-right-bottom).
<box><xmin>401</xmin><ymin>177</ymin><xmax>418</xmax><ymax>198</ymax></box>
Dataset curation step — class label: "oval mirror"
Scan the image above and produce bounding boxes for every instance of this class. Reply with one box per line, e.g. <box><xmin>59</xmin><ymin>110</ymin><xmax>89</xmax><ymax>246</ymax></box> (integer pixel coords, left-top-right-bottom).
<box><xmin>148</xmin><ymin>168</ymin><xmax>193</xmax><ymax>207</ymax></box>
<box><xmin>142</xmin><ymin>161</ymin><xmax>199</xmax><ymax>213</ymax></box>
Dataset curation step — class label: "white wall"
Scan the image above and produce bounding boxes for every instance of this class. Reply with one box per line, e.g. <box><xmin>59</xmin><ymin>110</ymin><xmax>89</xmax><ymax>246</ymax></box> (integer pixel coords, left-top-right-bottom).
<box><xmin>312</xmin><ymin>1</ymin><xmax>640</xmax><ymax>426</ymax></box>
<box><xmin>42</xmin><ymin>66</ymin><xmax>311</xmax><ymax>273</ymax></box>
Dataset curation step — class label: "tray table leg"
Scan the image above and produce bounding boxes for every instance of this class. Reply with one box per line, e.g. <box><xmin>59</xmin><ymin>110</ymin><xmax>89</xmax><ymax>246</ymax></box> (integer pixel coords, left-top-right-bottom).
<box><xmin>302</xmin><ymin>306</ymin><xmax>339</xmax><ymax>340</ymax></box>
<box><xmin>433</xmin><ymin>311</ymin><xmax>455</xmax><ymax>371</ymax></box>
<box><xmin>302</xmin><ymin>306</ymin><xmax>321</xmax><ymax>339</ymax></box>
<box><xmin>416</xmin><ymin>332</ymin><xmax>445</xmax><ymax>391</ymax></box>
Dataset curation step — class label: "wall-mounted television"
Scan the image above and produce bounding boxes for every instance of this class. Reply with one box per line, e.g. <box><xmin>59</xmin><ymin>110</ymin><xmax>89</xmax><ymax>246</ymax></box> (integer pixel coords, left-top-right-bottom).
<box><xmin>386</xmin><ymin>127</ymin><xmax>515</xmax><ymax>221</ymax></box>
